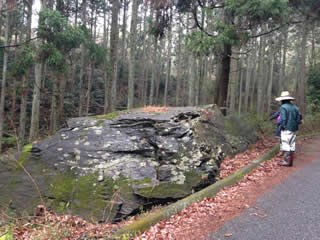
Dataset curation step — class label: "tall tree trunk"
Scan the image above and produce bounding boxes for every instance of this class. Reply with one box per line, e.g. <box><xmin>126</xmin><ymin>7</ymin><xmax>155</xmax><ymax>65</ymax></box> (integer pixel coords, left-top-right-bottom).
<box><xmin>175</xmin><ymin>18</ymin><xmax>183</xmax><ymax>106</ymax></box>
<box><xmin>279</xmin><ymin>26</ymin><xmax>288</xmax><ymax>94</ymax></box>
<box><xmin>0</xmin><ymin>11</ymin><xmax>9</xmax><ymax>151</ymax></box>
<box><xmin>29</xmin><ymin>0</ymin><xmax>46</xmax><ymax>142</ymax></box>
<box><xmin>106</xmin><ymin>0</ymin><xmax>120</xmax><ymax>112</ymax></box>
<box><xmin>18</xmin><ymin>75</ymin><xmax>28</xmax><ymax>152</ymax></box>
<box><xmin>249</xmin><ymin>44</ymin><xmax>258</xmax><ymax>112</ymax></box>
<box><xmin>188</xmin><ymin>56</ymin><xmax>196</xmax><ymax>106</ymax></box>
<box><xmin>267</xmin><ymin>44</ymin><xmax>275</xmax><ymax>115</ymax></box>
<box><xmin>78</xmin><ymin>0</ymin><xmax>87</xmax><ymax>116</ymax></box>
<box><xmin>103</xmin><ymin>0</ymin><xmax>110</xmax><ymax>114</ymax></box>
<box><xmin>256</xmin><ymin>29</ymin><xmax>266</xmax><ymax>115</ymax></box>
<box><xmin>18</xmin><ymin>1</ymin><xmax>32</xmax><ymax>151</ymax></box>
<box><xmin>10</xmin><ymin>34</ymin><xmax>18</xmax><ymax>124</ymax></box>
<box><xmin>121</xmin><ymin>0</ymin><xmax>128</xmax><ymax>62</ymax></box>
<box><xmin>141</xmin><ymin>4</ymin><xmax>149</xmax><ymax>107</ymax></box>
<box><xmin>149</xmin><ymin>35</ymin><xmax>158</xmax><ymax>105</ymax></box>
<box><xmin>58</xmin><ymin>73</ymin><xmax>67</xmax><ymax>124</ymax></box>
<box><xmin>296</xmin><ymin>22</ymin><xmax>309</xmax><ymax>115</ymax></box>
<box><xmin>214</xmin><ymin>11</ymin><xmax>233</xmax><ymax>115</ymax></box>
<box><xmin>228</xmin><ymin>47</ymin><xmax>239</xmax><ymax>114</ymax></box>
<box><xmin>127</xmin><ymin>0</ymin><xmax>139</xmax><ymax>109</ymax></box>
<box><xmin>86</xmin><ymin>63</ymin><xmax>93</xmax><ymax>115</ymax></box>
<box><xmin>49</xmin><ymin>73</ymin><xmax>59</xmax><ymax>134</ymax></box>
<box><xmin>244</xmin><ymin>53</ymin><xmax>251</xmax><ymax>112</ymax></box>
<box><xmin>215</xmin><ymin>43</ymin><xmax>232</xmax><ymax>115</ymax></box>
<box><xmin>238</xmin><ymin>57</ymin><xmax>244</xmax><ymax>115</ymax></box>
<box><xmin>163</xmin><ymin>10</ymin><xmax>172</xmax><ymax>106</ymax></box>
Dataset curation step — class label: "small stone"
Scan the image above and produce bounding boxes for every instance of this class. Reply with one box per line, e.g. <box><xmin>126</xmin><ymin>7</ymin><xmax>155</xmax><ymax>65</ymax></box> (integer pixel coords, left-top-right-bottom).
<box><xmin>57</xmin><ymin>148</ymin><xmax>63</xmax><ymax>152</ymax></box>
<box><xmin>95</xmin><ymin>130</ymin><xmax>102</xmax><ymax>135</ymax></box>
<box><xmin>97</xmin><ymin>175</ymin><xmax>104</xmax><ymax>182</ymax></box>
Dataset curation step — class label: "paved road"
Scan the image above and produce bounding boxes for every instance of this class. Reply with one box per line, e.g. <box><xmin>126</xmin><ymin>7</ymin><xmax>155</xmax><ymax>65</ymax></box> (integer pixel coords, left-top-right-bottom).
<box><xmin>208</xmin><ymin>158</ymin><xmax>320</xmax><ymax>240</ymax></box>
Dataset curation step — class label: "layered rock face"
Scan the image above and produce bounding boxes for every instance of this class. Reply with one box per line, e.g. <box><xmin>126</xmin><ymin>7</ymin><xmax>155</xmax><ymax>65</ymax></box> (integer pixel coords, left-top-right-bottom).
<box><xmin>0</xmin><ymin>105</ymin><xmax>257</xmax><ymax>222</ymax></box>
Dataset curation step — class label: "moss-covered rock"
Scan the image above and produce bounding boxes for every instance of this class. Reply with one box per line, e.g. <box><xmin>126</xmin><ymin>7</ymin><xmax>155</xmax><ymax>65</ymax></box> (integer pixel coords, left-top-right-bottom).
<box><xmin>0</xmin><ymin>105</ymin><xmax>258</xmax><ymax>223</ymax></box>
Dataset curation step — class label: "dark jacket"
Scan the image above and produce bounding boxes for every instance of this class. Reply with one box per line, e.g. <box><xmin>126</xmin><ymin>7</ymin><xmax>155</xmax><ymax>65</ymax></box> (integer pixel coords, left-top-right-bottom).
<box><xmin>280</xmin><ymin>103</ymin><xmax>302</xmax><ymax>132</ymax></box>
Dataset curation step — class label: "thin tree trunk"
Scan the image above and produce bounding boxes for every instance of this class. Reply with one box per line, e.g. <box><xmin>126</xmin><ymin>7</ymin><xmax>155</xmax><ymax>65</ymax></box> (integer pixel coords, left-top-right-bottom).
<box><xmin>249</xmin><ymin>44</ymin><xmax>258</xmax><ymax>112</ymax></box>
<box><xmin>296</xmin><ymin>22</ymin><xmax>309</xmax><ymax>115</ymax></box>
<box><xmin>127</xmin><ymin>0</ymin><xmax>139</xmax><ymax>109</ymax></box>
<box><xmin>163</xmin><ymin>9</ymin><xmax>172</xmax><ymax>106</ymax></box>
<box><xmin>50</xmin><ymin>73</ymin><xmax>59</xmax><ymax>134</ymax></box>
<box><xmin>18</xmin><ymin>75</ymin><xmax>28</xmax><ymax>152</ymax></box>
<box><xmin>244</xmin><ymin>54</ymin><xmax>251</xmax><ymax>112</ymax></box>
<box><xmin>238</xmin><ymin>57</ymin><xmax>244</xmax><ymax>115</ymax></box>
<box><xmin>0</xmin><ymin>12</ymin><xmax>9</xmax><ymax>151</ymax></box>
<box><xmin>106</xmin><ymin>0</ymin><xmax>120</xmax><ymax>112</ymax></box>
<box><xmin>10</xmin><ymin>34</ymin><xmax>18</xmax><ymax>123</ymax></box>
<box><xmin>78</xmin><ymin>0</ymin><xmax>87</xmax><ymax>116</ymax></box>
<box><xmin>175</xmin><ymin>18</ymin><xmax>182</xmax><ymax>106</ymax></box>
<box><xmin>188</xmin><ymin>56</ymin><xmax>196</xmax><ymax>106</ymax></box>
<box><xmin>228</xmin><ymin>47</ymin><xmax>239</xmax><ymax>114</ymax></box>
<box><xmin>149</xmin><ymin>35</ymin><xmax>158</xmax><ymax>105</ymax></box>
<box><xmin>86</xmin><ymin>63</ymin><xmax>93</xmax><ymax>115</ymax></box>
<box><xmin>279</xmin><ymin>26</ymin><xmax>288</xmax><ymax>94</ymax></box>
<box><xmin>256</xmin><ymin>29</ymin><xmax>266</xmax><ymax>115</ymax></box>
<box><xmin>267</xmin><ymin>44</ymin><xmax>275</xmax><ymax>115</ymax></box>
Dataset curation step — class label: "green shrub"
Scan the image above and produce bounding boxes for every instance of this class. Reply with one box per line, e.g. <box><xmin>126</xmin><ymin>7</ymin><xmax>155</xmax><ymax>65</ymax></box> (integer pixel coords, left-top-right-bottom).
<box><xmin>240</xmin><ymin>112</ymin><xmax>274</xmax><ymax>136</ymax></box>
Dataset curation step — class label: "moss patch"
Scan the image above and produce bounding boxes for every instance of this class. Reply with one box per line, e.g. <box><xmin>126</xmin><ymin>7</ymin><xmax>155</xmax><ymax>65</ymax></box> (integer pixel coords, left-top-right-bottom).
<box><xmin>48</xmin><ymin>172</ymin><xmax>135</xmax><ymax>221</ymax></box>
<box><xmin>135</xmin><ymin>171</ymin><xmax>202</xmax><ymax>199</ymax></box>
<box><xmin>17</xmin><ymin>144</ymin><xmax>32</xmax><ymax>168</ymax></box>
<box><xmin>93</xmin><ymin>111</ymin><xmax>121</xmax><ymax>120</ymax></box>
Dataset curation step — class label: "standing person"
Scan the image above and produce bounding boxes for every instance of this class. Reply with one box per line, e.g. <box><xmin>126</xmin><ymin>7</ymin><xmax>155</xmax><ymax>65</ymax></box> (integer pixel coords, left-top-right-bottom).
<box><xmin>275</xmin><ymin>91</ymin><xmax>302</xmax><ymax>167</ymax></box>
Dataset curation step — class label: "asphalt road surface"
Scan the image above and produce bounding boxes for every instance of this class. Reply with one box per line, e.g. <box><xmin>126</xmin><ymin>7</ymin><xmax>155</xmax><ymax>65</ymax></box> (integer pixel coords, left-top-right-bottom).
<box><xmin>208</xmin><ymin>158</ymin><xmax>320</xmax><ymax>240</ymax></box>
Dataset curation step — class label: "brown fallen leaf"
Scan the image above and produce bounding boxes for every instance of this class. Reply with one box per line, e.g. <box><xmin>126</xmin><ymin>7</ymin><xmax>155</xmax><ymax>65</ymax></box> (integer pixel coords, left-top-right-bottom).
<box><xmin>224</xmin><ymin>233</ymin><xmax>233</xmax><ymax>237</ymax></box>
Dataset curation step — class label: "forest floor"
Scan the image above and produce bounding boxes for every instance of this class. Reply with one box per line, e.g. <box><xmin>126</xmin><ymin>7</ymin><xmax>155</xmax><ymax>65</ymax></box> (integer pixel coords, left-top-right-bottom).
<box><xmin>7</xmin><ymin>135</ymin><xmax>319</xmax><ymax>240</ymax></box>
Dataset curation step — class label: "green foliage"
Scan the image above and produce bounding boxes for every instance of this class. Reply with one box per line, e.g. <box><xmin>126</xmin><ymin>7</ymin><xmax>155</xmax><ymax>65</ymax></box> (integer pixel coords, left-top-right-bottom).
<box><xmin>38</xmin><ymin>8</ymin><xmax>85</xmax><ymax>72</ymax></box>
<box><xmin>241</xmin><ymin>113</ymin><xmax>274</xmax><ymax>136</ymax></box>
<box><xmin>0</xmin><ymin>228</ymin><xmax>13</xmax><ymax>240</ymax></box>
<box><xmin>9</xmin><ymin>45</ymin><xmax>35</xmax><ymax>78</ymax></box>
<box><xmin>86</xmin><ymin>41</ymin><xmax>106</xmax><ymax>67</ymax></box>
<box><xmin>186</xmin><ymin>24</ymin><xmax>247</xmax><ymax>55</ymax></box>
<box><xmin>225</xmin><ymin>0</ymin><xmax>289</xmax><ymax>23</ymax></box>
<box><xmin>307</xmin><ymin>66</ymin><xmax>320</xmax><ymax>112</ymax></box>
<box><xmin>299</xmin><ymin>111</ymin><xmax>320</xmax><ymax>135</ymax></box>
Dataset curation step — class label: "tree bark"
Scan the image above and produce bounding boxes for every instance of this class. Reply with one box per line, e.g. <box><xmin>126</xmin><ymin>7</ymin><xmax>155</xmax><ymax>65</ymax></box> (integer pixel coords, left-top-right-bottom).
<box><xmin>106</xmin><ymin>0</ymin><xmax>120</xmax><ymax>112</ymax></box>
<box><xmin>85</xmin><ymin>63</ymin><xmax>93</xmax><ymax>115</ymax></box>
<box><xmin>238</xmin><ymin>57</ymin><xmax>244</xmax><ymax>115</ymax></box>
<box><xmin>0</xmin><ymin>12</ymin><xmax>9</xmax><ymax>151</ymax></box>
<box><xmin>256</xmin><ymin>29</ymin><xmax>266</xmax><ymax>115</ymax></box>
<box><xmin>29</xmin><ymin>0</ymin><xmax>47</xmax><ymax>141</ymax></box>
<box><xmin>49</xmin><ymin>73</ymin><xmax>59</xmax><ymax>134</ymax></box>
<box><xmin>149</xmin><ymin>35</ymin><xmax>158</xmax><ymax>105</ymax></box>
<box><xmin>266</xmin><ymin>43</ymin><xmax>275</xmax><ymax>115</ymax></box>
<box><xmin>78</xmin><ymin>0</ymin><xmax>87</xmax><ymax>116</ymax></box>
<box><xmin>228</xmin><ymin>47</ymin><xmax>239</xmax><ymax>114</ymax></box>
<box><xmin>214</xmin><ymin>10</ymin><xmax>233</xmax><ymax>115</ymax></box>
<box><xmin>296</xmin><ymin>22</ymin><xmax>309</xmax><ymax>115</ymax></box>
<box><xmin>175</xmin><ymin>18</ymin><xmax>183</xmax><ymax>106</ymax></box>
<box><xmin>127</xmin><ymin>0</ymin><xmax>139</xmax><ymax>109</ymax></box>
<box><xmin>163</xmin><ymin>9</ymin><xmax>172</xmax><ymax>106</ymax></box>
<box><xmin>279</xmin><ymin>26</ymin><xmax>288</xmax><ymax>95</ymax></box>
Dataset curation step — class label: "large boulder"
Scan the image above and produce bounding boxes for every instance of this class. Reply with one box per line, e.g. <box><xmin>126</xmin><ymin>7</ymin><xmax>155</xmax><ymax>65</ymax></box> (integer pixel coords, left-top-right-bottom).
<box><xmin>0</xmin><ymin>105</ymin><xmax>257</xmax><ymax>222</ymax></box>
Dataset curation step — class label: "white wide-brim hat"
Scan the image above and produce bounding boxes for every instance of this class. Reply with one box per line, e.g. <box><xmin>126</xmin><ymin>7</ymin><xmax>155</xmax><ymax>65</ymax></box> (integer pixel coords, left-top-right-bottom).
<box><xmin>275</xmin><ymin>91</ymin><xmax>295</xmax><ymax>101</ymax></box>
